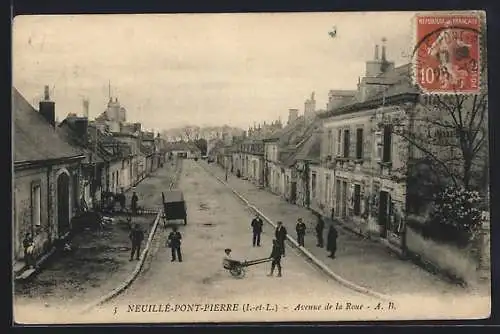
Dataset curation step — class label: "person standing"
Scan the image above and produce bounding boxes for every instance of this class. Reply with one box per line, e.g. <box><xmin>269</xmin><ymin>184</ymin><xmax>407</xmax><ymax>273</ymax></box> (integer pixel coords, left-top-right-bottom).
<box><xmin>167</xmin><ymin>226</ymin><xmax>183</xmax><ymax>262</ymax></box>
<box><xmin>295</xmin><ymin>218</ymin><xmax>306</xmax><ymax>247</ymax></box>
<box><xmin>275</xmin><ymin>221</ymin><xmax>287</xmax><ymax>257</ymax></box>
<box><xmin>327</xmin><ymin>225</ymin><xmax>338</xmax><ymax>258</ymax></box>
<box><xmin>251</xmin><ymin>214</ymin><xmax>264</xmax><ymax>247</ymax></box>
<box><xmin>267</xmin><ymin>239</ymin><xmax>282</xmax><ymax>277</ymax></box>
<box><xmin>131</xmin><ymin>192</ymin><xmax>139</xmax><ymax>215</ymax></box>
<box><xmin>315</xmin><ymin>214</ymin><xmax>325</xmax><ymax>248</ymax></box>
<box><xmin>129</xmin><ymin>223</ymin><xmax>144</xmax><ymax>261</ymax></box>
<box><xmin>23</xmin><ymin>233</ymin><xmax>34</xmax><ymax>268</ymax></box>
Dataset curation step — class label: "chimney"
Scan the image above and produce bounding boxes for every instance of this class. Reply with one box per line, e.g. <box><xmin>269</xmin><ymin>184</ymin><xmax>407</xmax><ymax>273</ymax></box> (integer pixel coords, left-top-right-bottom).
<box><xmin>39</xmin><ymin>85</ymin><xmax>55</xmax><ymax>127</ymax></box>
<box><xmin>288</xmin><ymin>108</ymin><xmax>299</xmax><ymax>125</ymax></box>
<box><xmin>381</xmin><ymin>37</ymin><xmax>387</xmax><ymax>62</ymax></box>
<box><xmin>73</xmin><ymin>117</ymin><xmax>89</xmax><ymax>140</ymax></box>
<box><xmin>83</xmin><ymin>99</ymin><xmax>89</xmax><ymax>118</ymax></box>
<box><xmin>374</xmin><ymin>44</ymin><xmax>379</xmax><ymax>60</ymax></box>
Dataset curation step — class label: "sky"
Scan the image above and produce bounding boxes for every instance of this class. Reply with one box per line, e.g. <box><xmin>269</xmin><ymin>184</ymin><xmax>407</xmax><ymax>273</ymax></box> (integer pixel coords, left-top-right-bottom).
<box><xmin>13</xmin><ymin>12</ymin><xmax>415</xmax><ymax>132</ymax></box>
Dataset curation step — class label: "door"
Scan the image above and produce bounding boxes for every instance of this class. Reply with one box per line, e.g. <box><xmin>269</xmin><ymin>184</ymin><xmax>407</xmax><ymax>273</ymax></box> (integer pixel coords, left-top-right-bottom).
<box><xmin>335</xmin><ymin>179</ymin><xmax>341</xmax><ymax>217</ymax></box>
<box><xmin>290</xmin><ymin>181</ymin><xmax>297</xmax><ymax>204</ymax></box>
<box><xmin>57</xmin><ymin>173</ymin><xmax>70</xmax><ymax>238</ymax></box>
<box><xmin>341</xmin><ymin>181</ymin><xmax>347</xmax><ymax>217</ymax></box>
<box><xmin>378</xmin><ymin>191</ymin><xmax>390</xmax><ymax>238</ymax></box>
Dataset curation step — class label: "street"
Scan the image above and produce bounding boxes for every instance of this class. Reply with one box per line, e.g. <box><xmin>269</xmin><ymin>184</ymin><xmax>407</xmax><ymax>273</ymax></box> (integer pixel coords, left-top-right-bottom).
<box><xmin>87</xmin><ymin>159</ymin><xmax>380</xmax><ymax>323</ymax></box>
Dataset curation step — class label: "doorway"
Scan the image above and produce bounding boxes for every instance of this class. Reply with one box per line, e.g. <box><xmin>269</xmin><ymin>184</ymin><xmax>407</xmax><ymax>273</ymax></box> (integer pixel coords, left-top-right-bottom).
<box><xmin>378</xmin><ymin>191</ymin><xmax>390</xmax><ymax>238</ymax></box>
<box><xmin>341</xmin><ymin>181</ymin><xmax>347</xmax><ymax>217</ymax></box>
<box><xmin>57</xmin><ymin>172</ymin><xmax>70</xmax><ymax>238</ymax></box>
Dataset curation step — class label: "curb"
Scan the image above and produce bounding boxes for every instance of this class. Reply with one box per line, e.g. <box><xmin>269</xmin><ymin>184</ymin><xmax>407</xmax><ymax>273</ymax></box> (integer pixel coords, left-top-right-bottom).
<box><xmin>203</xmin><ymin>164</ymin><xmax>392</xmax><ymax>302</ymax></box>
<box><xmin>80</xmin><ymin>211</ymin><xmax>162</xmax><ymax>314</ymax></box>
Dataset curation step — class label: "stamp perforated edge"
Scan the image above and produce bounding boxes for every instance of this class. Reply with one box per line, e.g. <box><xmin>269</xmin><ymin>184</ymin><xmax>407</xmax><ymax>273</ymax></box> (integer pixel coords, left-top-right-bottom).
<box><xmin>410</xmin><ymin>10</ymin><xmax>486</xmax><ymax>96</ymax></box>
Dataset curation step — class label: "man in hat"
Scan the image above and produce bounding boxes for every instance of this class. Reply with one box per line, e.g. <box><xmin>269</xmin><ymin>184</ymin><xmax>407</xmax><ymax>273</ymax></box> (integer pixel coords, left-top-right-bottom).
<box><xmin>251</xmin><ymin>214</ymin><xmax>264</xmax><ymax>247</ymax></box>
<box><xmin>275</xmin><ymin>221</ymin><xmax>287</xmax><ymax>257</ymax></box>
<box><xmin>167</xmin><ymin>226</ymin><xmax>183</xmax><ymax>262</ymax></box>
<box><xmin>267</xmin><ymin>239</ymin><xmax>282</xmax><ymax>277</ymax></box>
<box><xmin>295</xmin><ymin>218</ymin><xmax>306</xmax><ymax>247</ymax></box>
<box><xmin>129</xmin><ymin>223</ymin><xmax>144</xmax><ymax>261</ymax></box>
<box><xmin>131</xmin><ymin>191</ymin><xmax>139</xmax><ymax>215</ymax></box>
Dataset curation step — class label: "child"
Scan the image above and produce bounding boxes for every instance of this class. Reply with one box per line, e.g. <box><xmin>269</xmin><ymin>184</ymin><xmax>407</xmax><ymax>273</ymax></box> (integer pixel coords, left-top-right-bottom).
<box><xmin>222</xmin><ymin>248</ymin><xmax>239</xmax><ymax>269</ymax></box>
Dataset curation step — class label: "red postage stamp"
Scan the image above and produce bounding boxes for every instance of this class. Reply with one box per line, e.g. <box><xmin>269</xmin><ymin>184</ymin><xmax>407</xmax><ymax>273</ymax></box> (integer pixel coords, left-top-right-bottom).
<box><xmin>414</xmin><ymin>13</ymin><xmax>482</xmax><ymax>94</ymax></box>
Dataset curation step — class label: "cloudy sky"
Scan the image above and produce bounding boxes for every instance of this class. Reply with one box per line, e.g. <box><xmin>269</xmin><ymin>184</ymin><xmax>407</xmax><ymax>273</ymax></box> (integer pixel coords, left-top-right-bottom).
<box><xmin>13</xmin><ymin>12</ymin><xmax>415</xmax><ymax>131</ymax></box>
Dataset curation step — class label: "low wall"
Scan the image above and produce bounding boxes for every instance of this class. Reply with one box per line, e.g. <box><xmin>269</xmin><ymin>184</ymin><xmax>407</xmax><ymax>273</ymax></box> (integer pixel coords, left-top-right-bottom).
<box><xmin>405</xmin><ymin>226</ymin><xmax>480</xmax><ymax>286</ymax></box>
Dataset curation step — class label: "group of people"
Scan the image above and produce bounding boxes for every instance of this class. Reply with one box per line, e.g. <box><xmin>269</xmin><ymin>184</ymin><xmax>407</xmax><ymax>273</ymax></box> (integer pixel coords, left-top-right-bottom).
<box><xmin>250</xmin><ymin>212</ymin><xmax>339</xmax><ymax>265</ymax></box>
<box><xmin>128</xmin><ymin>224</ymin><xmax>183</xmax><ymax>262</ymax></box>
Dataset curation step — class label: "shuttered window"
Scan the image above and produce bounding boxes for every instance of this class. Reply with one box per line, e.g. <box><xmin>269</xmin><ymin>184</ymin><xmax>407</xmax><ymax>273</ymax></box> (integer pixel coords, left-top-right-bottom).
<box><xmin>343</xmin><ymin>129</ymin><xmax>350</xmax><ymax>158</ymax></box>
<box><xmin>383</xmin><ymin>125</ymin><xmax>392</xmax><ymax>163</ymax></box>
<box><xmin>356</xmin><ymin>128</ymin><xmax>363</xmax><ymax>159</ymax></box>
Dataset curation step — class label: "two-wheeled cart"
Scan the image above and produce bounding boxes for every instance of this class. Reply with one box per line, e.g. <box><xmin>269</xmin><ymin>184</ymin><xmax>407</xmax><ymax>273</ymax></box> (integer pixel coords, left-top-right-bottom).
<box><xmin>223</xmin><ymin>257</ymin><xmax>272</xmax><ymax>278</ymax></box>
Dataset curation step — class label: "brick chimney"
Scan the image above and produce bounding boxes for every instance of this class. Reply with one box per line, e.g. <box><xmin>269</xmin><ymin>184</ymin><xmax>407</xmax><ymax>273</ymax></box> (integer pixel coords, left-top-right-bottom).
<box><xmin>73</xmin><ymin>117</ymin><xmax>88</xmax><ymax>141</ymax></box>
<box><xmin>39</xmin><ymin>85</ymin><xmax>55</xmax><ymax>127</ymax></box>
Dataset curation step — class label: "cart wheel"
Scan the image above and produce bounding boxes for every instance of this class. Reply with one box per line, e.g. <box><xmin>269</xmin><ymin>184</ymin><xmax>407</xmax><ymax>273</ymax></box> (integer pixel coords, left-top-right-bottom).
<box><xmin>230</xmin><ymin>266</ymin><xmax>246</xmax><ymax>278</ymax></box>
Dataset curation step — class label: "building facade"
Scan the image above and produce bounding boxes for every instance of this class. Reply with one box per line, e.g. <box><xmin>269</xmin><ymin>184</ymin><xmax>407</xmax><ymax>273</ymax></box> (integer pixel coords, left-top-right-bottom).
<box><xmin>13</xmin><ymin>87</ymin><xmax>85</xmax><ymax>264</ymax></box>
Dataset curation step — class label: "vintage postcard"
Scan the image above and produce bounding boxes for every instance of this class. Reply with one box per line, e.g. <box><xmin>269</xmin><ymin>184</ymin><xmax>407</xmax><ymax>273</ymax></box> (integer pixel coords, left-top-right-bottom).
<box><xmin>12</xmin><ymin>11</ymin><xmax>490</xmax><ymax>324</ymax></box>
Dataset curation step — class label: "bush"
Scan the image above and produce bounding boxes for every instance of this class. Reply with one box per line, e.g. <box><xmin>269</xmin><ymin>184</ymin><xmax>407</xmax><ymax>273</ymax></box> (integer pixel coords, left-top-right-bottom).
<box><xmin>431</xmin><ymin>186</ymin><xmax>484</xmax><ymax>237</ymax></box>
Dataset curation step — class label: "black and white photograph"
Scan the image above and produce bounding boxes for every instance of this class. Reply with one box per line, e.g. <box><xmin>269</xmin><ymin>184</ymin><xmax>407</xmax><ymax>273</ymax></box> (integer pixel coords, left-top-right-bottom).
<box><xmin>12</xmin><ymin>11</ymin><xmax>490</xmax><ymax>323</ymax></box>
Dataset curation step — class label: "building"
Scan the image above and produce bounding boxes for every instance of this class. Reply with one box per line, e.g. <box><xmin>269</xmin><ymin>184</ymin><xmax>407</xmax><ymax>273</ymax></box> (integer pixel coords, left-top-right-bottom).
<box><xmin>165</xmin><ymin>141</ymin><xmax>201</xmax><ymax>159</ymax></box>
<box><xmin>262</xmin><ymin>105</ymin><xmax>318</xmax><ymax>200</ymax></box>
<box><xmin>13</xmin><ymin>87</ymin><xmax>85</xmax><ymax>268</ymax></box>
<box><xmin>57</xmin><ymin>115</ymin><xmax>108</xmax><ymax>210</ymax></box>
<box><xmin>316</xmin><ymin>41</ymin><xmax>414</xmax><ymax>249</ymax></box>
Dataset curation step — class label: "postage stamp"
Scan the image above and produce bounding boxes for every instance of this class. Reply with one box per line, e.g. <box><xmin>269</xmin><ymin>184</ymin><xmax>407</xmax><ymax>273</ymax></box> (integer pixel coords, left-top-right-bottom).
<box><xmin>413</xmin><ymin>13</ymin><xmax>482</xmax><ymax>94</ymax></box>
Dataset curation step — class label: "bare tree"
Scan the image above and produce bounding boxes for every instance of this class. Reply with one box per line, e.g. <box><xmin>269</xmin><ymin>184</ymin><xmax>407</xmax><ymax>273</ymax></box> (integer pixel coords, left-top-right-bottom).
<box><xmin>392</xmin><ymin>91</ymin><xmax>488</xmax><ymax>192</ymax></box>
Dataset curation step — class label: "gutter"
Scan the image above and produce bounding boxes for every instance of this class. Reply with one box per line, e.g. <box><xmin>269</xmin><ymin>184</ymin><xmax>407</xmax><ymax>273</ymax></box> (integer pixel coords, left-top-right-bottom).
<box><xmin>14</xmin><ymin>155</ymin><xmax>86</xmax><ymax>171</ymax></box>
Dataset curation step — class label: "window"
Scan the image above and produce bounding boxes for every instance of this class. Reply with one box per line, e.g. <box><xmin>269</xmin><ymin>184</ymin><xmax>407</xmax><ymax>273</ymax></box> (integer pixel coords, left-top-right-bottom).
<box><xmin>375</xmin><ymin>131</ymin><xmax>383</xmax><ymax>160</ymax></box>
<box><xmin>336</xmin><ymin>129</ymin><xmax>342</xmax><ymax>156</ymax></box>
<box><xmin>353</xmin><ymin>184</ymin><xmax>361</xmax><ymax>216</ymax></box>
<box><xmin>343</xmin><ymin>129</ymin><xmax>350</xmax><ymax>158</ymax></box>
<box><xmin>325</xmin><ymin>175</ymin><xmax>330</xmax><ymax>204</ymax></box>
<box><xmin>383</xmin><ymin>125</ymin><xmax>392</xmax><ymax>163</ymax></box>
<box><xmin>327</xmin><ymin>131</ymin><xmax>332</xmax><ymax>155</ymax></box>
<box><xmin>356</xmin><ymin>128</ymin><xmax>364</xmax><ymax>159</ymax></box>
<box><xmin>32</xmin><ymin>183</ymin><xmax>41</xmax><ymax>227</ymax></box>
<box><xmin>311</xmin><ymin>173</ymin><xmax>317</xmax><ymax>199</ymax></box>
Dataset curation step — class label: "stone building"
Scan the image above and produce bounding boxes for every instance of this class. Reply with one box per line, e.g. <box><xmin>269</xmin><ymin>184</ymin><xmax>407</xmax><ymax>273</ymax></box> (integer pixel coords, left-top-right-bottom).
<box><xmin>13</xmin><ymin>87</ymin><xmax>85</xmax><ymax>269</ymax></box>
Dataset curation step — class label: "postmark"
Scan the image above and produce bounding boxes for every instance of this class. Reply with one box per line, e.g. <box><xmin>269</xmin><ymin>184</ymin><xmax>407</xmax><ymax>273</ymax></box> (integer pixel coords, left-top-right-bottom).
<box><xmin>413</xmin><ymin>13</ymin><xmax>482</xmax><ymax>94</ymax></box>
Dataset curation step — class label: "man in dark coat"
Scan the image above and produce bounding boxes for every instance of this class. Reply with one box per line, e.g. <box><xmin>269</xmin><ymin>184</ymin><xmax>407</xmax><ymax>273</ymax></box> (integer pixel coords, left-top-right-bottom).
<box><xmin>267</xmin><ymin>239</ymin><xmax>282</xmax><ymax>277</ymax></box>
<box><xmin>275</xmin><ymin>221</ymin><xmax>287</xmax><ymax>257</ymax></box>
<box><xmin>129</xmin><ymin>223</ymin><xmax>145</xmax><ymax>261</ymax></box>
<box><xmin>167</xmin><ymin>226</ymin><xmax>183</xmax><ymax>262</ymax></box>
<box><xmin>315</xmin><ymin>214</ymin><xmax>325</xmax><ymax>248</ymax></box>
<box><xmin>295</xmin><ymin>218</ymin><xmax>306</xmax><ymax>247</ymax></box>
<box><xmin>327</xmin><ymin>225</ymin><xmax>338</xmax><ymax>258</ymax></box>
<box><xmin>23</xmin><ymin>233</ymin><xmax>34</xmax><ymax>268</ymax></box>
<box><xmin>131</xmin><ymin>192</ymin><xmax>139</xmax><ymax>215</ymax></box>
<box><xmin>251</xmin><ymin>214</ymin><xmax>264</xmax><ymax>247</ymax></box>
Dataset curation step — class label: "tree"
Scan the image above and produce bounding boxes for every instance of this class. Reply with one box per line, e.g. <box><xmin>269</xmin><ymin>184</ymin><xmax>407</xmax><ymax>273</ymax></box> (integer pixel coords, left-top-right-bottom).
<box><xmin>194</xmin><ymin>138</ymin><xmax>208</xmax><ymax>156</ymax></box>
<box><xmin>394</xmin><ymin>92</ymin><xmax>488</xmax><ymax>192</ymax></box>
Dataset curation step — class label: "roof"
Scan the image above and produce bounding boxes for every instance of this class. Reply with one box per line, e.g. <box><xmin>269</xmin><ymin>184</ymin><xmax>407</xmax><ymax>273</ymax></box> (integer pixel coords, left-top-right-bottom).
<box><xmin>165</xmin><ymin>141</ymin><xmax>200</xmax><ymax>152</ymax></box>
<box><xmin>320</xmin><ymin>63</ymin><xmax>419</xmax><ymax>118</ymax></box>
<box><xmin>280</xmin><ymin>122</ymin><xmax>322</xmax><ymax>167</ymax></box>
<box><xmin>13</xmin><ymin>88</ymin><xmax>85</xmax><ymax>164</ymax></box>
<box><xmin>57</xmin><ymin>122</ymin><xmax>105</xmax><ymax>163</ymax></box>
<box><xmin>162</xmin><ymin>190</ymin><xmax>184</xmax><ymax>203</ymax></box>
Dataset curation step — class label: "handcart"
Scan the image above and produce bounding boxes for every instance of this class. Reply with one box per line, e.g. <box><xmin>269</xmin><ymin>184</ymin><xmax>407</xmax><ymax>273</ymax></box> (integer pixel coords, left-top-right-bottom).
<box><xmin>223</xmin><ymin>257</ymin><xmax>273</xmax><ymax>278</ymax></box>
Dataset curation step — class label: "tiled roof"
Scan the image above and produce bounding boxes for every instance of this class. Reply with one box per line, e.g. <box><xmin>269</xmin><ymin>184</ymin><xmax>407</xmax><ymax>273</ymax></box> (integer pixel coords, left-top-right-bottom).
<box><xmin>165</xmin><ymin>141</ymin><xmax>200</xmax><ymax>152</ymax></box>
<box><xmin>57</xmin><ymin>122</ymin><xmax>105</xmax><ymax>163</ymax></box>
<box><xmin>13</xmin><ymin>88</ymin><xmax>84</xmax><ymax>164</ymax></box>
